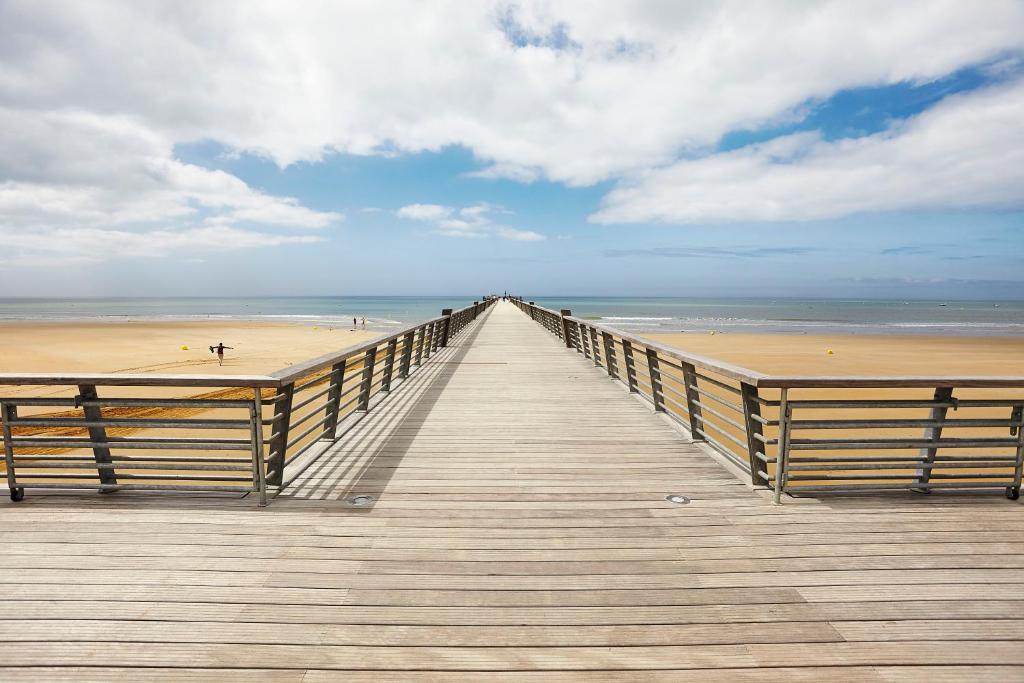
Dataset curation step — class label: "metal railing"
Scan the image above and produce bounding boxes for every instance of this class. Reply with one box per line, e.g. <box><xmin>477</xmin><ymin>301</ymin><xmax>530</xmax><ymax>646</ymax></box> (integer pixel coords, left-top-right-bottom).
<box><xmin>0</xmin><ymin>298</ymin><xmax>496</xmax><ymax>505</ymax></box>
<box><xmin>509</xmin><ymin>298</ymin><xmax>1024</xmax><ymax>502</ymax></box>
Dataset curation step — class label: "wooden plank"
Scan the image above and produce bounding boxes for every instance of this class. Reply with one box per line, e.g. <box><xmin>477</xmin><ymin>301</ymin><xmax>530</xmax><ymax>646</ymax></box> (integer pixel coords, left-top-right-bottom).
<box><xmin>0</xmin><ymin>300</ymin><xmax>1020</xmax><ymax>678</ymax></box>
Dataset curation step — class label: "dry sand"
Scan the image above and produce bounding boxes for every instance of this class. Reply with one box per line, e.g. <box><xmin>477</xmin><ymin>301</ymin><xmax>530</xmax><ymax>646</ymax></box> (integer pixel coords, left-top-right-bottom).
<box><xmin>644</xmin><ymin>332</ymin><xmax>1024</xmax><ymax>377</ymax></box>
<box><xmin>0</xmin><ymin>320</ymin><xmax>381</xmax><ymax>376</ymax></box>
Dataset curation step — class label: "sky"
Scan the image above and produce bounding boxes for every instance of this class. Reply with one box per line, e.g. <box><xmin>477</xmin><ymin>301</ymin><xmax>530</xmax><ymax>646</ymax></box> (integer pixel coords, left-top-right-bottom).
<box><xmin>0</xmin><ymin>1</ymin><xmax>1022</xmax><ymax>299</ymax></box>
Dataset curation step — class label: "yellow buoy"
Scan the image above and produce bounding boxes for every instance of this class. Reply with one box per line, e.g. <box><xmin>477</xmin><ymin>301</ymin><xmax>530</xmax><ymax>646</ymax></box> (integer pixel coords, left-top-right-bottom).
<box><xmin>180</xmin><ymin>345</ymin><xmax>189</xmax><ymax>350</ymax></box>
<box><xmin>709</xmin><ymin>330</ymin><xmax>715</xmax><ymax>335</ymax></box>
<box><xmin>826</xmin><ymin>348</ymin><xmax>834</xmax><ymax>355</ymax></box>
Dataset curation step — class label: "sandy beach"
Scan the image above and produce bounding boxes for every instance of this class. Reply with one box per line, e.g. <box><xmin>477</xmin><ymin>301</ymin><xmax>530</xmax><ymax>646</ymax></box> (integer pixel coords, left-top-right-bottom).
<box><xmin>0</xmin><ymin>320</ymin><xmax>381</xmax><ymax>376</ymax></box>
<box><xmin>644</xmin><ymin>332</ymin><xmax>1024</xmax><ymax>376</ymax></box>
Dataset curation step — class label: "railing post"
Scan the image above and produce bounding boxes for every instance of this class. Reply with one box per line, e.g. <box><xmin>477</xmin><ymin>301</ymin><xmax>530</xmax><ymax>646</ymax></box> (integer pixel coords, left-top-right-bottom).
<box><xmin>440</xmin><ymin>309</ymin><xmax>453</xmax><ymax>347</ymax></box>
<box><xmin>1013</xmin><ymin>403</ymin><xmax>1024</xmax><ymax>498</ymax></box>
<box><xmin>423</xmin><ymin>323</ymin><xmax>434</xmax><ymax>360</ymax></box>
<box><xmin>266</xmin><ymin>383</ymin><xmax>293</xmax><ymax>487</ymax></box>
<box><xmin>323</xmin><ymin>360</ymin><xmax>347</xmax><ymax>440</ymax></box>
<box><xmin>528</xmin><ymin>302</ymin><xmax>536</xmax><ymax>320</ymax></box>
<box><xmin>680</xmin><ymin>362</ymin><xmax>704</xmax><ymax>440</ymax></box>
<box><xmin>602</xmin><ymin>332</ymin><xmax>616</xmax><ymax>378</ymax></box>
<box><xmin>399</xmin><ymin>331</ymin><xmax>415</xmax><ymax>378</ymax></box>
<box><xmin>560</xmin><ymin>310</ymin><xmax>573</xmax><ymax>348</ymax></box>
<box><xmin>414</xmin><ymin>326</ymin><xmax>425</xmax><ymax>366</ymax></box>
<box><xmin>914</xmin><ymin>386</ymin><xmax>954</xmax><ymax>490</ymax></box>
<box><xmin>589</xmin><ymin>326</ymin><xmax>601</xmax><ymax>366</ymax></box>
<box><xmin>473</xmin><ymin>302</ymin><xmax>480</xmax><ymax>320</ymax></box>
<box><xmin>740</xmin><ymin>382</ymin><xmax>768</xmax><ymax>486</ymax></box>
<box><xmin>645</xmin><ymin>349</ymin><xmax>665</xmax><ymax>412</ymax></box>
<box><xmin>77</xmin><ymin>384</ymin><xmax>118</xmax><ymax>491</ymax></box>
<box><xmin>381</xmin><ymin>338</ymin><xmax>398</xmax><ymax>392</ymax></box>
<box><xmin>579</xmin><ymin>323</ymin><xmax>590</xmax><ymax>358</ymax></box>
<box><xmin>621</xmin><ymin>340</ymin><xmax>638</xmax><ymax>392</ymax></box>
<box><xmin>2</xmin><ymin>403</ymin><xmax>19</xmax><ymax>496</ymax></box>
<box><xmin>249</xmin><ymin>388</ymin><xmax>267</xmax><ymax>506</ymax></box>
<box><xmin>357</xmin><ymin>348</ymin><xmax>377</xmax><ymax>411</ymax></box>
<box><xmin>773</xmin><ymin>389</ymin><xmax>791</xmax><ymax>504</ymax></box>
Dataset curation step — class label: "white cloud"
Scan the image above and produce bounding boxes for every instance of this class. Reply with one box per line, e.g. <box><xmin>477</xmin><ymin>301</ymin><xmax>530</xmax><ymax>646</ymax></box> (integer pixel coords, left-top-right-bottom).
<box><xmin>397</xmin><ymin>202</ymin><xmax>546</xmax><ymax>241</ymax></box>
<box><xmin>396</xmin><ymin>204</ymin><xmax>454</xmax><ymax>221</ymax></box>
<box><xmin>0</xmin><ymin>106</ymin><xmax>338</xmax><ymax>262</ymax></box>
<box><xmin>591</xmin><ymin>79</ymin><xmax>1024</xmax><ymax>224</ymax></box>
<box><xmin>496</xmin><ymin>227</ymin><xmax>546</xmax><ymax>241</ymax></box>
<box><xmin>0</xmin><ymin>0</ymin><xmax>1022</xmax><ymax>253</ymax></box>
<box><xmin>0</xmin><ymin>225</ymin><xmax>323</xmax><ymax>267</ymax></box>
<box><xmin>3</xmin><ymin>1</ymin><xmax>1021</xmax><ymax>186</ymax></box>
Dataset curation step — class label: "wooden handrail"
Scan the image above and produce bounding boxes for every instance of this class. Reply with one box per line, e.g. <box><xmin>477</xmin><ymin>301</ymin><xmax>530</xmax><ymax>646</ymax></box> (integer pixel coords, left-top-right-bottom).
<box><xmin>520</xmin><ymin>300</ymin><xmax>1024</xmax><ymax>389</ymax></box>
<box><xmin>0</xmin><ymin>300</ymin><xmax>491</xmax><ymax>389</ymax></box>
<box><xmin>509</xmin><ymin>296</ymin><xmax>1024</xmax><ymax>502</ymax></box>
<box><xmin>0</xmin><ymin>297</ymin><xmax>499</xmax><ymax>506</ymax></box>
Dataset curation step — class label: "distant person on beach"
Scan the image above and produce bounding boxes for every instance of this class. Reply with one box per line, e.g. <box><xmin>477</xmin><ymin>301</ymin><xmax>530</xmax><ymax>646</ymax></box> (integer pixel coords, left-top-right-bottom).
<box><xmin>361</xmin><ymin>317</ymin><xmax>366</xmax><ymax>329</ymax></box>
<box><xmin>352</xmin><ymin>317</ymin><xmax>357</xmax><ymax>330</ymax></box>
<box><xmin>209</xmin><ymin>342</ymin><xmax>233</xmax><ymax>366</ymax></box>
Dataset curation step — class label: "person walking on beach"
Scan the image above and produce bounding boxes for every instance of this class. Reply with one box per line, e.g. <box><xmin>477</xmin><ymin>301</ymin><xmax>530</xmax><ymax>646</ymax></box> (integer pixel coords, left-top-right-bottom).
<box><xmin>361</xmin><ymin>317</ymin><xmax>366</xmax><ymax>329</ymax></box>
<box><xmin>209</xmin><ymin>342</ymin><xmax>233</xmax><ymax>366</ymax></box>
<box><xmin>352</xmin><ymin>317</ymin><xmax>357</xmax><ymax>331</ymax></box>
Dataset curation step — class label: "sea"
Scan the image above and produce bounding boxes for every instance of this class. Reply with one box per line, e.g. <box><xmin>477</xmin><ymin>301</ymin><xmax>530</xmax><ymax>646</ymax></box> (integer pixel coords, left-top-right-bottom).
<box><xmin>0</xmin><ymin>296</ymin><xmax>1022</xmax><ymax>336</ymax></box>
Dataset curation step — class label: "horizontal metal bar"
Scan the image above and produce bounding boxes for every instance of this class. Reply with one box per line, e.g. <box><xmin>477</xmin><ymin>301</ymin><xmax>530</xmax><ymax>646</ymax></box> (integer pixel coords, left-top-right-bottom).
<box><xmin>7</xmin><ymin>438</ymin><xmax>252</xmax><ymax>451</ymax></box>
<box><xmin>787</xmin><ymin>398</ymin><xmax>1024</xmax><ymax>409</ymax></box>
<box><xmin>786</xmin><ymin>472</ymin><xmax>1014</xmax><ymax>482</ymax></box>
<box><xmin>790</xmin><ymin>418</ymin><xmax>1023</xmax><ymax>429</ymax></box>
<box><xmin>290</xmin><ymin>382</ymin><xmax>333</xmax><ymax>409</ymax></box>
<box><xmin>7</xmin><ymin>418</ymin><xmax>249</xmax><ymax>430</ymax></box>
<box><xmin>0</xmin><ymin>374</ymin><xmax>278</xmax><ymax>388</ymax></box>
<box><xmin>786</xmin><ymin>461</ymin><xmax>1016</xmax><ymax>472</ymax></box>
<box><xmin>693</xmin><ymin>428</ymin><xmax>751</xmax><ymax>473</ymax></box>
<box><xmin>10</xmin><ymin>472</ymin><xmax>253</xmax><ymax>482</ymax></box>
<box><xmin>285</xmin><ymin>415</ymin><xmax>332</xmax><ymax>450</ymax></box>
<box><xmin>693</xmin><ymin>372</ymin><xmax>742</xmax><ymax>395</ymax></box>
<box><xmin>690</xmin><ymin>399</ymin><xmax>744</xmax><ymax>431</ymax></box>
<box><xmin>694</xmin><ymin>419</ymin><xmax>747</xmax><ymax>449</ymax></box>
<box><xmin>789</xmin><ymin>437</ymin><xmax>1019</xmax><ymax>450</ymax></box>
<box><xmin>787</xmin><ymin>453</ymin><xmax>1021</xmax><ymax>463</ymax></box>
<box><xmin>7</xmin><ymin>483</ymin><xmax>254</xmax><ymax>493</ymax></box>
<box><xmin>12</xmin><ymin>461</ymin><xmax>253</xmax><ymax>471</ymax></box>
<box><xmin>0</xmin><ymin>397</ymin><xmax>253</xmax><ymax>410</ymax></box>
<box><xmin>288</xmin><ymin>403</ymin><xmax>327</xmax><ymax>431</ymax></box>
<box><xmin>660</xmin><ymin>392</ymin><xmax>690</xmax><ymax>417</ymax></box>
<box><xmin>784</xmin><ymin>481</ymin><xmax>1013</xmax><ymax>492</ymax></box>
<box><xmin>11</xmin><ymin>454</ymin><xmax>250</xmax><ymax>464</ymax></box>
<box><xmin>690</xmin><ymin>386</ymin><xmax>743</xmax><ymax>414</ymax></box>
<box><xmin>284</xmin><ymin>431</ymin><xmax>331</xmax><ymax>465</ymax></box>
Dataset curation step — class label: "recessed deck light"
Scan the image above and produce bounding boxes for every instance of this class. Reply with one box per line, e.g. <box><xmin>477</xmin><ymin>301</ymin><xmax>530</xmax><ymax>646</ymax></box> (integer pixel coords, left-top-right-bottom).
<box><xmin>351</xmin><ymin>495</ymin><xmax>374</xmax><ymax>506</ymax></box>
<box><xmin>665</xmin><ymin>494</ymin><xmax>690</xmax><ymax>505</ymax></box>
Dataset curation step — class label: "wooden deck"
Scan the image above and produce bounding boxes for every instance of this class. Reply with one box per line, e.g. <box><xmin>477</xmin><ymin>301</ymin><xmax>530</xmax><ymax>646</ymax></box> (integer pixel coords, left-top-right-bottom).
<box><xmin>0</xmin><ymin>300</ymin><xmax>1021</xmax><ymax>680</ymax></box>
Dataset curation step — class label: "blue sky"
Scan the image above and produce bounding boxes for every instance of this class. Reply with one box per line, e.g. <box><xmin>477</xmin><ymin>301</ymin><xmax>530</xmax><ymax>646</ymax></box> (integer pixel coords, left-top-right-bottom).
<box><xmin>1</xmin><ymin>2</ymin><xmax>1022</xmax><ymax>299</ymax></box>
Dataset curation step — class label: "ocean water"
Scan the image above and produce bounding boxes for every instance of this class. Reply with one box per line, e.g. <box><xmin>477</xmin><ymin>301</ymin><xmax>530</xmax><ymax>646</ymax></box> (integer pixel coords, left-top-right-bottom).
<box><xmin>0</xmin><ymin>296</ymin><xmax>1022</xmax><ymax>336</ymax></box>
<box><xmin>0</xmin><ymin>297</ymin><xmax>481</xmax><ymax>332</ymax></box>
<box><xmin>527</xmin><ymin>297</ymin><xmax>1024</xmax><ymax>336</ymax></box>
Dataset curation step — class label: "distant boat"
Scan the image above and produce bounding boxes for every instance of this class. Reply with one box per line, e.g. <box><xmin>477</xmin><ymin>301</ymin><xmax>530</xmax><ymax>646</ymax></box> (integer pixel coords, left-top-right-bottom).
<box><xmin>939</xmin><ymin>303</ymin><xmax>947</xmax><ymax>306</ymax></box>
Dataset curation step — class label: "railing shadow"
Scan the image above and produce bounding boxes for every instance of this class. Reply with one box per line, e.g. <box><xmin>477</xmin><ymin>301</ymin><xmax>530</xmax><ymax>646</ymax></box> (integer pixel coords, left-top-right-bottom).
<box><xmin>274</xmin><ymin>307</ymin><xmax>492</xmax><ymax>507</ymax></box>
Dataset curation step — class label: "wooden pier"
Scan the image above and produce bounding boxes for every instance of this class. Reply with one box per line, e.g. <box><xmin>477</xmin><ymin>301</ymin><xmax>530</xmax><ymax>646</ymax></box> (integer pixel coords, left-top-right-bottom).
<box><xmin>0</xmin><ymin>301</ymin><xmax>1022</xmax><ymax>680</ymax></box>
